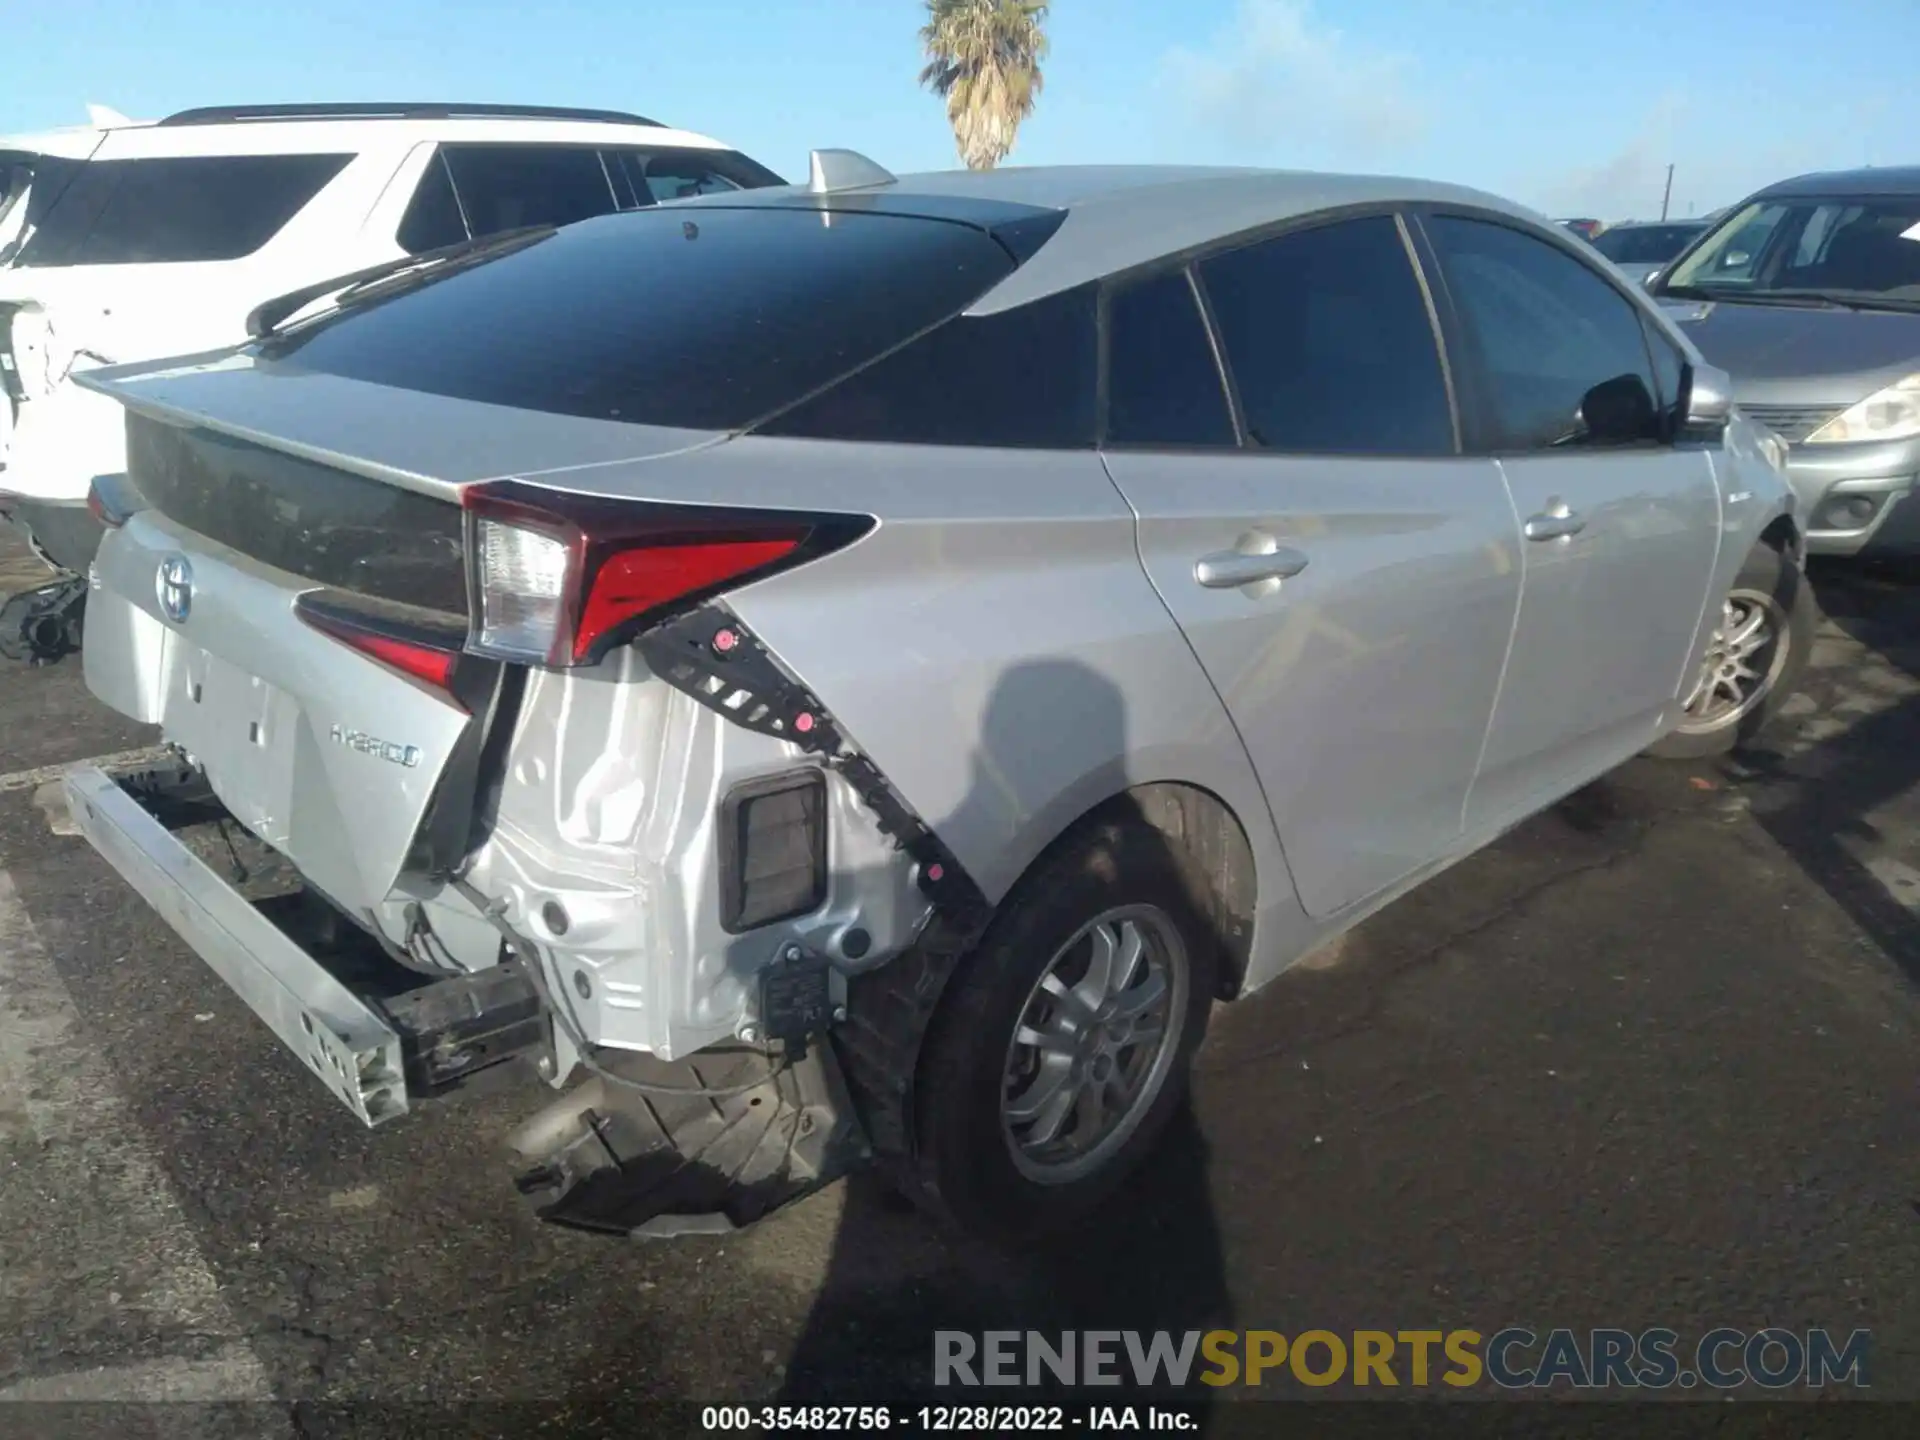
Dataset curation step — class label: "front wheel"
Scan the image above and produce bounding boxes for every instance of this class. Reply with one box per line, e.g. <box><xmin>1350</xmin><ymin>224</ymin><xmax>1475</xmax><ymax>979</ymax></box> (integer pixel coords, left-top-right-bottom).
<box><xmin>904</xmin><ymin>813</ymin><xmax>1220</xmax><ymax>1242</ymax></box>
<box><xmin>1647</xmin><ymin>542</ymin><xmax>1817</xmax><ymax>760</ymax></box>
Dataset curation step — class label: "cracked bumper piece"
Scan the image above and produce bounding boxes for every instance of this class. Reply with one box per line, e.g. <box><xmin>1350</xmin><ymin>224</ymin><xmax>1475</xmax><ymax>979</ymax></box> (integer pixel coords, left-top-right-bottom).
<box><xmin>0</xmin><ymin>494</ymin><xmax>104</xmax><ymax>573</ymax></box>
<box><xmin>64</xmin><ymin>764</ymin><xmax>411</xmax><ymax>1126</ymax></box>
<box><xmin>507</xmin><ymin>1044</ymin><xmax>871</xmax><ymax>1238</ymax></box>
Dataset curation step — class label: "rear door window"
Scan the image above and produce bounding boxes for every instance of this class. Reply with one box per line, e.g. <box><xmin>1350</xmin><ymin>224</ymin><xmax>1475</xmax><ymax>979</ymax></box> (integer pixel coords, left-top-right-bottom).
<box><xmin>437</xmin><ymin>144</ymin><xmax>618</xmax><ymax>237</ymax></box>
<box><xmin>15</xmin><ymin>154</ymin><xmax>351</xmax><ymax>266</ymax></box>
<box><xmin>1197</xmin><ymin>214</ymin><xmax>1456</xmax><ymax>455</ymax></box>
<box><xmin>1104</xmin><ymin>268</ymin><xmax>1235</xmax><ymax>447</ymax></box>
<box><xmin>757</xmin><ymin>285</ymin><xmax>1098</xmax><ymax>448</ymax></box>
<box><xmin>396</xmin><ymin>151</ymin><xmax>470</xmax><ymax>254</ymax></box>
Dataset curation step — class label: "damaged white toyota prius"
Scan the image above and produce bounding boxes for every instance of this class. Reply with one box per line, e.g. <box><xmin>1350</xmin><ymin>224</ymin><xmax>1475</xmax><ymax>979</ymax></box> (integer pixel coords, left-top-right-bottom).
<box><xmin>65</xmin><ymin>154</ymin><xmax>1810</xmax><ymax>1242</ymax></box>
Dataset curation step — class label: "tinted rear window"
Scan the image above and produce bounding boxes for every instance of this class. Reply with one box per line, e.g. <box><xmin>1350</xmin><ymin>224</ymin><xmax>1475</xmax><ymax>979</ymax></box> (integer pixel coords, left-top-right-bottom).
<box><xmin>267</xmin><ymin>206</ymin><xmax>1018</xmax><ymax>432</ymax></box>
<box><xmin>439</xmin><ymin>144</ymin><xmax>617</xmax><ymax>236</ymax></box>
<box><xmin>1592</xmin><ymin>225</ymin><xmax>1702</xmax><ymax>264</ymax></box>
<box><xmin>16</xmin><ymin>154</ymin><xmax>351</xmax><ymax>266</ymax></box>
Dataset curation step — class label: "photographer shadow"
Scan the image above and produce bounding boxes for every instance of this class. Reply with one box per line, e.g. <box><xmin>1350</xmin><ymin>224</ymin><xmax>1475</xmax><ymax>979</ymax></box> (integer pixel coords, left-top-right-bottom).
<box><xmin>777</xmin><ymin>658</ymin><xmax>1236</xmax><ymax>1417</ymax></box>
<box><xmin>1733</xmin><ymin>561</ymin><xmax>1920</xmax><ymax>989</ymax></box>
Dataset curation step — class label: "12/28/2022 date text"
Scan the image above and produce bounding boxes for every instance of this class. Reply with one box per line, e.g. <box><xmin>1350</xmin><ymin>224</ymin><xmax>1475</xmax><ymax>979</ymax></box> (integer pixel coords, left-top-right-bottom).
<box><xmin>701</xmin><ymin>1404</ymin><xmax>1198</xmax><ymax>1431</ymax></box>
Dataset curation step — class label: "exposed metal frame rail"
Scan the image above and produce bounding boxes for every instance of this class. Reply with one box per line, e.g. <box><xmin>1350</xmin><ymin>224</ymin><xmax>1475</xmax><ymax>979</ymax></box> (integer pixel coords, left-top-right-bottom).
<box><xmin>64</xmin><ymin>765</ymin><xmax>410</xmax><ymax>1126</ymax></box>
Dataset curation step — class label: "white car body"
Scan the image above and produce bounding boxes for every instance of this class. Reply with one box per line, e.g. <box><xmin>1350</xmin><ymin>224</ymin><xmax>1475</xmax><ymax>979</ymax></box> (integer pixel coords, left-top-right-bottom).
<box><xmin>0</xmin><ymin>105</ymin><xmax>777</xmax><ymax>528</ymax></box>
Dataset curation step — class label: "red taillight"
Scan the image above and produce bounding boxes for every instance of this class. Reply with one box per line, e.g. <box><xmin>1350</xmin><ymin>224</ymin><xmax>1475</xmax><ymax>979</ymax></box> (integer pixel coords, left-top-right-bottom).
<box><xmin>296</xmin><ymin>597</ymin><xmax>463</xmax><ymax>693</ymax></box>
<box><xmin>461</xmin><ymin>481</ymin><xmax>871</xmax><ymax>669</ymax></box>
<box><xmin>577</xmin><ymin>537</ymin><xmax>800</xmax><ymax>664</ymax></box>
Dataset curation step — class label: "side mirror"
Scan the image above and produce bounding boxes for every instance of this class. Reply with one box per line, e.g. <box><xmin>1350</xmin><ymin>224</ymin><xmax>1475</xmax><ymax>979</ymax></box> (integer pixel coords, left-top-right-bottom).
<box><xmin>1580</xmin><ymin>373</ymin><xmax>1658</xmax><ymax>443</ymax></box>
<box><xmin>1641</xmin><ymin>268</ymin><xmax>1662</xmax><ymax>290</ymax></box>
<box><xmin>1683</xmin><ymin>362</ymin><xmax>1733</xmax><ymax>436</ymax></box>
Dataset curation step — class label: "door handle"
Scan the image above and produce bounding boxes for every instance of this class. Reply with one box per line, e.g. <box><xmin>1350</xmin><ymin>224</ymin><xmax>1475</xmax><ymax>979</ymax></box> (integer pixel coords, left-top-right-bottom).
<box><xmin>1523</xmin><ymin>501</ymin><xmax>1587</xmax><ymax>542</ymax></box>
<box><xmin>1194</xmin><ymin>537</ymin><xmax>1311</xmax><ymax>590</ymax></box>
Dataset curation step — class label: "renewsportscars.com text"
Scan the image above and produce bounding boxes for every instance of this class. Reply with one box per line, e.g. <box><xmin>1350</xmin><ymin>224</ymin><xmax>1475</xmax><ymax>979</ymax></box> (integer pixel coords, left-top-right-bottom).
<box><xmin>934</xmin><ymin>1327</ymin><xmax>1870</xmax><ymax>1390</ymax></box>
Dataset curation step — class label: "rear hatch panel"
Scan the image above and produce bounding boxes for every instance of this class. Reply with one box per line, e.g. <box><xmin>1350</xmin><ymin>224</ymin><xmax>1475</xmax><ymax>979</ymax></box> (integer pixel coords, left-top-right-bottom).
<box><xmin>91</xmin><ymin>503</ymin><xmax>474</xmax><ymax>922</ymax></box>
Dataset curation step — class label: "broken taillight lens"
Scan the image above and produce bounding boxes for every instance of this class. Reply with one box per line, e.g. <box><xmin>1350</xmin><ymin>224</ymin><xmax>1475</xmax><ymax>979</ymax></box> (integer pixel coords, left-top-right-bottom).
<box><xmin>86</xmin><ymin>473</ymin><xmax>148</xmax><ymax>530</ymax></box>
<box><xmin>461</xmin><ymin>481</ymin><xmax>871</xmax><ymax>668</ymax></box>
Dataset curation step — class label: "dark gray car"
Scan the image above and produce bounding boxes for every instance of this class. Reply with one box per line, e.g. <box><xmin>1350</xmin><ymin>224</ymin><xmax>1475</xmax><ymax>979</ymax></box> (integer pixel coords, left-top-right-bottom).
<box><xmin>1650</xmin><ymin>166</ymin><xmax>1920</xmax><ymax>556</ymax></box>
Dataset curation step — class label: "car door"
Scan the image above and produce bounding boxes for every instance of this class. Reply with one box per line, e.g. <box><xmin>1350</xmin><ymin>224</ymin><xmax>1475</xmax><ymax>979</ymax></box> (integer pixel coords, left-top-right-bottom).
<box><xmin>1415</xmin><ymin>211</ymin><xmax>1721</xmax><ymax>835</ymax></box>
<box><xmin>1101</xmin><ymin>212</ymin><xmax>1524</xmax><ymax>920</ymax></box>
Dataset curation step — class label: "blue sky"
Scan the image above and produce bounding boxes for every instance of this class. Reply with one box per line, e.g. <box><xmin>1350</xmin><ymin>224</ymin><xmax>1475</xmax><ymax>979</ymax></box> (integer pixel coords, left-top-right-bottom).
<box><xmin>5</xmin><ymin>0</ymin><xmax>1913</xmax><ymax>220</ymax></box>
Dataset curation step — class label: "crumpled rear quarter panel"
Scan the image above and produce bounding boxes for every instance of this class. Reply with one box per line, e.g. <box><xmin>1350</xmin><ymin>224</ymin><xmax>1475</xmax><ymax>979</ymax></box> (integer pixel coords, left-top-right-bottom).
<box><xmin>462</xmin><ymin>644</ymin><xmax>926</xmax><ymax>1060</ymax></box>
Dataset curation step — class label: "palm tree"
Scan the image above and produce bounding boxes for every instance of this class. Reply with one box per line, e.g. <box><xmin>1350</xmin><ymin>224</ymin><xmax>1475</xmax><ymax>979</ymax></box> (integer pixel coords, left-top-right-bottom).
<box><xmin>919</xmin><ymin>0</ymin><xmax>1050</xmax><ymax>171</ymax></box>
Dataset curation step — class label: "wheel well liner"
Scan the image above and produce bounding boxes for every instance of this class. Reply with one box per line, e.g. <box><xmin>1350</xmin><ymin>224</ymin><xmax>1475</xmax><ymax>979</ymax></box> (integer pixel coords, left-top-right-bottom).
<box><xmin>1026</xmin><ymin>782</ymin><xmax>1257</xmax><ymax>1000</ymax></box>
<box><xmin>1759</xmin><ymin>512</ymin><xmax>1803</xmax><ymax>565</ymax></box>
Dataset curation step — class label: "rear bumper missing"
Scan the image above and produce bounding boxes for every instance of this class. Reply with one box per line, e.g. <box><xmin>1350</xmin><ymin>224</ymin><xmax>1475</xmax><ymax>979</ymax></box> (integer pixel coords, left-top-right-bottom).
<box><xmin>64</xmin><ymin>763</ymin><xmax>549</xmax><ymax>1124</ymax></box>
<box><xmin>62</xmin><ymin>762</ymin><xmax>873</xmax><ymax>1235</ymax></box>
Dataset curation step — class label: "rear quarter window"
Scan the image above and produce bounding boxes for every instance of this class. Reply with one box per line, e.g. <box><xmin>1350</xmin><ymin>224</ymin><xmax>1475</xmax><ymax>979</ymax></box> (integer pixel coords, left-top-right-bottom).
<box><xmin>755</xmin><ymin>286</ymin><xmax>1098</xmax><ymax>449</ymax></box>
<box><xmin>610</xmin><ymin>147</ymin><xmax>786</xmax><ymax>206</ymax></box>
<box><xmin>1103</xmin><ymin>267</ymin><xmax>1235</xmax><ymax>447</ymax></box>
<box><xmin>16</xmin><ymin>154</ymin><xmax>351</xmax><ymax>266</ymax></box>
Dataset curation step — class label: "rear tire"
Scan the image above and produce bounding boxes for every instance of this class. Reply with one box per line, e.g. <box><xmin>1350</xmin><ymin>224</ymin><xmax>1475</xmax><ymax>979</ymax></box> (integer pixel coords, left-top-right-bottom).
<box><xmin>1647</xmin><ymin>542</ymin><xmax>1816</xmax><ymax>761</ymax></box>
<box><xmin>902</xmin><ymin>812</ymin><xmax>1219</xmax><ymax>1243</ymax></box>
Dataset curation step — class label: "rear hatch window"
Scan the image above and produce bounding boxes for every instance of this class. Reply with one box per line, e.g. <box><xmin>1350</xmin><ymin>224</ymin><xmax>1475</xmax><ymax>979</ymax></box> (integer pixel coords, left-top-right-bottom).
<box><xmin>14</xmin><ymin>153</ymin><xmax>351</xmax><ymax>266</ymax></box>
<box><xmin>261</xmin><ymin>205</ymin><xmax>1023</xmax><ymax>432</ymax></box>
<box><xmin>1592</xmin><ymin>225</ymin><xmax>1702</xmax><ymax>265</ymax></box>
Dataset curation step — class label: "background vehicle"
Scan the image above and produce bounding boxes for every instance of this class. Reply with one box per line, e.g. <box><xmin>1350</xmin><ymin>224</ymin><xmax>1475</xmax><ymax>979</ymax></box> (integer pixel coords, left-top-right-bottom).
<box><xmin>1651</xmin><ymin>166</ymin><xmax>1920</xmax><ymax>556</ymax></box>
<box><xmin>65</xmin><ymin>156</ymin><xmax>1807</xmax><ymax>1244</ymax></box>
<box><xmin>1588</xmin><ymin>218</ymin><xmax>1709</xmax><ymax>285</ymax></box>
<box><xmin>0</xmin><ymin>112</ymin><xmax>121</xmax><ymax>580</ymax></box>
<box><xmin>0</xmin><ymin>100</ymin><xmax>782</xmax><ymax>663</ymax></box>
<box><xmin>1559</xmin><ymin>217</ymin><xmax>1606</xmax><ymax>240</ymax></box>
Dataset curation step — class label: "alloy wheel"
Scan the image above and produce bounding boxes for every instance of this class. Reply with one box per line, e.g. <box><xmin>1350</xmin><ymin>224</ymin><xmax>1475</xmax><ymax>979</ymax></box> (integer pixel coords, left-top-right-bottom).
<box><xmin>1000</xmin><ymin>904</ymin><xmax>1188</xmax><ymax>1185</ymax></box>
<box><xmin>1677</xmin><ymin>587</ymin><xmax>1789</xmax><ymax>734</ymax></box>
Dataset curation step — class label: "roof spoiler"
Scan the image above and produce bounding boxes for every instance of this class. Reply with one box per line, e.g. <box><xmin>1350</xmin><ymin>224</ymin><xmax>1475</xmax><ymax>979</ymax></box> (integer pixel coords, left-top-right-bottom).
<box><xmin>807</xmin><ymin>149</ymin><xmax>896</xmax><ymax>196</ymax></box>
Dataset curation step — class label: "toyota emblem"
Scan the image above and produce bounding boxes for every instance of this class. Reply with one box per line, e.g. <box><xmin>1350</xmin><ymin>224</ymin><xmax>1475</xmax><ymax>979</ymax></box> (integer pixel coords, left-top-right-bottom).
<box><xmin>156</xmin><ymin>555</ymin><xmax>194</xmax><ymax>624</ymax></box>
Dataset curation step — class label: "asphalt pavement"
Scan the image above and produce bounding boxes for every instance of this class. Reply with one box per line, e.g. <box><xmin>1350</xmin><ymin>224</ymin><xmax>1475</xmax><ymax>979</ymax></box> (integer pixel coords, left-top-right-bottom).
<box><xmin>0</xmin><ymin>532</ymin><xmax>1915</xmax><ymax>1434</ymax></box>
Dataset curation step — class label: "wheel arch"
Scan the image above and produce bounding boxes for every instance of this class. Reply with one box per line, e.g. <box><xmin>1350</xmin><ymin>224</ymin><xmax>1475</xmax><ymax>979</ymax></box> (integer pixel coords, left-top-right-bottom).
<box><xmin>997</xmin><ymin>780</ymin><xmax>1259</xmax><ymax>1001</ymax></box>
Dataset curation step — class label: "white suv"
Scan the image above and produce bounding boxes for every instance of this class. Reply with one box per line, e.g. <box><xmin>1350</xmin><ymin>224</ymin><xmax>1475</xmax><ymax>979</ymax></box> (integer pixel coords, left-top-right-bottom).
<box><xmin>0</xmin><ymin>101</ymin><xmax>782</xmax><ymax>662</ymax></box>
